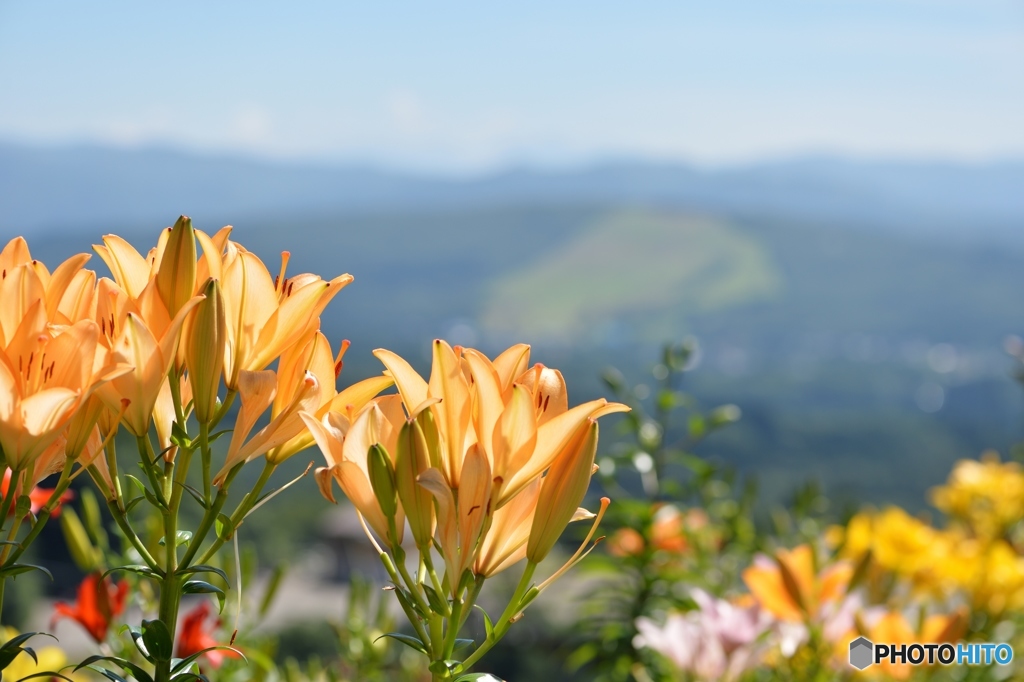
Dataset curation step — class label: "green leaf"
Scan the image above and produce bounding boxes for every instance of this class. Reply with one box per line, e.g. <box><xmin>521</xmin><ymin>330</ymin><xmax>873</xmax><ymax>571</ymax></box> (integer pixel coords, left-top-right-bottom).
<box><xmin>453</xmin><ymin>638</ymin><xmax>475</xmax><ymax>651</ymax></box>
<box><xmin>0</xmin><ymin>563</ymin><xmax>53</xmax><ymax>580</ymax></box>
<box><xmin>125</xmin><ymin>475</ymin><xmax>147</xmax><ymax>495</ymax></box>
<box><xmin>0</xmin><ymin>632</ymin><xmax>56</xmax><ymax>671</ymax></box>
<box><xmin>182</xmin><ymin>580</ymin><xmax>226</xmax><ymax>613</ymax></box>
<box><xmin>182</xmin><ymin>580</ymin><xmax>224</xmax><ymax>595</ymax></box>
<box><xmin>215</xmin><ymin>513</ymin><xmax>233</xmax><ymax>540</ymax></box>
<box><xmin>74</xmin><ymin>655</ymin><xmax>155</xmax><ymax>682</ymax></box>
<box><xmin>207</xmin><ymin>429</ymin><xmax>231</xmax><ymax>443</ymax></box>
<box><xmin>124</xmin><ymin>496</ymin><xmax>145</xmax><ymax>514</ymax></box>
<box><xmin>123</xmin><ymin>624</ymin><xmax>153</xmax><ymax>662</ymax></box>
<box><xmin>171</xmin><ymin>420</ymin><xmax>191</xmax><ymax>447</ymax></box>
<box><xmin>141</xmin><ymin>619</ymin><xmax>173</xmax><ymax>662</ymax></box>
<box><xmin>84</xmin><ymin>665</ymin><xmax>130</xmax><ymax>682</ymax></box>
<box><xmin>428</xmin><ymin>659</ymin><xmax>462</xmax><ymax>675</ymax></box>
<box><xmin>177</xmin><ymin>483</ymin><xmax>208</xmax><ymax>510</ymax></box>
<box><xmin>15</xmin><ymin>671</ymin><xmax>76</xmax><ymax>682</ymax></box>
<box><xmin>171</xmin><ymin>646</ymin><xmax>245</xmax><ymax>673</ymax></box>
<box><xmin>375</xmin><ymin>633</ymin><xmax>428</xmax><ymax>656</ymax></box>
<box><xmin>104</xmin><ymin>564</ymin><xmax>161</xmax><ymax>579</ymax></box>
<box><xmin>158</xmin><ymin>531</ymin><xmax>193</xmax><ymax>547</ymax></box>
<box><xmin>170</xmin><ymin>673</ymin><xmax>210</xmax><ymax>682</ymax></box>
<box><xmin>473</xmin><ymin>605</ymin><xmax>494</xmax><ymax>640</ymax></box>
<box><xmin>422</xmin><ymin>583</ymin><xmax>451</xmax><ymax>617</ymax></box>
<box><xmin>178</xmin><ymin>565</ymin><xmax>228</xmax><ymax>583</ymax></box>
<box><xmin>455</xmin><ymin>675</ymin><xmax>505</xmax><ymax>682</ymax></box>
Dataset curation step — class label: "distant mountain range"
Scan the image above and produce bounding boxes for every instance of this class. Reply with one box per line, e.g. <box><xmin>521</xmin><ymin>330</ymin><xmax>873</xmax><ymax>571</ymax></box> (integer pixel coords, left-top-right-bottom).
<box><xmin>2</xmin><ymin>141</ymin><xmax>1023</xmax><ymax>240</ymax></box>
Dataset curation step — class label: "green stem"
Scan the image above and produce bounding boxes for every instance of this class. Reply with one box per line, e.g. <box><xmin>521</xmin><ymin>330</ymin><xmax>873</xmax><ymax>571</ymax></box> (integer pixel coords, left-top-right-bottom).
<box><xmin>155</xmin><ymin>440</ymin><xmax>191</xmax><ymax>682</ymax></box>
<box><xmin>0</xmin><ymin>468</ymin><xmax>29</xmax><ymax>622</ymax></box>
<box><xmin>423</xmin><ymin>551</ymin><xmax>448</xmax><ymax>611</ymax></box>
<box><xmin>194</xmin><ymin>460</ymin><xmax>276</xmax><ymax>566</ymax></box>
<box><xmin>459</xmin><ymin>562</ymin><xmax>536</xmax><ymax>673</ymax></box>
<box><xmin>379</xmin><ymin>552</ymin><xmax>432</xmax><ymax>653</ymax></box>
<box><xmin>459</xmin><ymin>574</ymin><xmax>485</xmax><ymax>633</ymax></box>
<box><xmin>5</xmin><ymin>463</ymin><xmax>75</xmax><ymax>566</ymax></box>
<box><xmin>106</xmin><ymin>498</ymin><xmax>161</xmax><ymax>570</ymax></box>
<box><xmin>179</xmin><ymin>463</ymin><xmax>241</xmax><ymax>568</ymax></box>
<box><xmin>209</xmin><ymin>390</ymin><xmax>237</xmax><ymax>431</ymax></box>
<box><xmin>199</xmin><ymin>421</ymin><xmax>212</xmax><ymax>504</ymax></box>
<box><xmin>138</xmin><ymin>435</ymin><xmax>168</xmax><ymax>508</ymax></box>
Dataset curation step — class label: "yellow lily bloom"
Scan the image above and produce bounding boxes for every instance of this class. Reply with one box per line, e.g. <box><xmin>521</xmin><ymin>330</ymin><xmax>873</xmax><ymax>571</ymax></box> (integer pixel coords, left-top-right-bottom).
<box><xmin>931</xmin><ymin>451</ymin><xmax>1024</xmax><ymax>541</ymax></box>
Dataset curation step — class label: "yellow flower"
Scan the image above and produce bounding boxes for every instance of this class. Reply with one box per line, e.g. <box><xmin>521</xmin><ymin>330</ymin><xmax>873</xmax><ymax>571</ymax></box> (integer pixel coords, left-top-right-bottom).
<box><xmin>849</xmin><ymin>609</ymin><xmax>965</xmax><ymax>680</ymax></box>
<box><xmin>931</xmin><ymin>451</ymin><xmax>1024</xmax><ymax>541</ymax></box>
<box><xmin>948</xmin><ymin>539</ymin><xmax>1024</xmax><ymax>615</ymax></box>
<box><xmin>743</xmin><ymin>544</ymin><xmax>852</xmax><ymax>622</ymax></box>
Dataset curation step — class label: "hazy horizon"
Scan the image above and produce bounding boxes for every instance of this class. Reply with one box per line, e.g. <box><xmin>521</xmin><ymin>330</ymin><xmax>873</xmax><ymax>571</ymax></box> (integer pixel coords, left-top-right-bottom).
<box><xmin>2</xmin><ymin>1</ymin><xmax>1022</xmax><ymax>172</ymax></box>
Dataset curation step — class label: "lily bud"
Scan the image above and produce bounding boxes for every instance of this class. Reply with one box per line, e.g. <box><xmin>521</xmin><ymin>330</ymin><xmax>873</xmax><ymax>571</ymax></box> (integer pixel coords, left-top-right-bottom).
<box><xmin>368</xmin><ymin>443</ymin><xmax>398</xmax><ymax>519</ymax></box>
<box><xmin>65</xmin><ymin>395</ymin><xmax>105</xmax><ymax>460</ymax></box>
<box><xmin>61</xmin><ymin>506</ymin><xmax>101</xmax><ymax>572</ymax></box>
<box><xmin>156</xmin><ymin>216</ymin><xmax>198</xmax><ymax>318</ymax></box>
<box><xmin>396</xmin><ymin>419</ymin><xmax>435</xmax><ymax>550</ymax></box>
<box><xmin>527</xmin><ymin>420</ymin><xmax>599</xmax><ymax>564</ymax></box>
<box><xmin>415</xmin><ymin>408</ymin><xmax>443</xmax><ymax>470</ymax></box>
<box><xmin>186</xmin><ymin>279</ymin><xmax>226</xmax><ymax>424</ymax></box>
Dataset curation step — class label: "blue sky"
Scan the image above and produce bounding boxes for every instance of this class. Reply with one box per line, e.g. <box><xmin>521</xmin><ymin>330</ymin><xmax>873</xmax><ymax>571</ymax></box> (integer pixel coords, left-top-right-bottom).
<box><xmin>1</xmin><ymin>1</ymin><xmax>1021</xmax><ymax>171</ymax></box>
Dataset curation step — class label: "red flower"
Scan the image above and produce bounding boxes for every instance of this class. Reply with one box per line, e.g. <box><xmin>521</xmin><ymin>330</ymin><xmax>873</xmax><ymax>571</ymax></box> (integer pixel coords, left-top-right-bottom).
<box><xmin>51</xmin><ymin>572</ymin><xmax>129</xmax><ymax>643</ymax></box>
<box><xmin>176</xmin><ymin>601</ymin><xmax>241</xmax><ymax>668</ymax></box>
<box><xmin>1</xmin><ymin>469</ymin><xmax>74</xmax><ymax>516</ymax></box>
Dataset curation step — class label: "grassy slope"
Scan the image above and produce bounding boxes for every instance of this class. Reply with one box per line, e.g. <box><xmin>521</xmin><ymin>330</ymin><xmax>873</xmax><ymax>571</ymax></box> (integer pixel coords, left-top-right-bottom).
<box><xmin>480</xmin><ymin>209</ymin><xmax>782</xmax><ymax>342</ymax></box>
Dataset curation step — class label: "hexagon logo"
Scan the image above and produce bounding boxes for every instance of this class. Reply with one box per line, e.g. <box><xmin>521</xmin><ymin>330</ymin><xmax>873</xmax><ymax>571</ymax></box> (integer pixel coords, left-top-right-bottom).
<box><xmin>849</xmin><ymin>636</ymin><xmax>874</xmax><ymax>670</ymax></box>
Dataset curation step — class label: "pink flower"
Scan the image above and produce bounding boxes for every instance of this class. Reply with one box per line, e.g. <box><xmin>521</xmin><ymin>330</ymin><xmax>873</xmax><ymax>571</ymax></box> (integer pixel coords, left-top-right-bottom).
<box><xmin>635</xmin><ymin>589</ymin><xmax>771</xmax><ymax>681</ymax></box>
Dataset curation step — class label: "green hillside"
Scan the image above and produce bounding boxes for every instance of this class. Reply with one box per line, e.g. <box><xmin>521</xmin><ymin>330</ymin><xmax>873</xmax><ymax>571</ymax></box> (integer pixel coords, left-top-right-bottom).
<box><xmin>481</xmin><ymin>209</ymin><xmax>782</xmax><ymax>341</ymax></box>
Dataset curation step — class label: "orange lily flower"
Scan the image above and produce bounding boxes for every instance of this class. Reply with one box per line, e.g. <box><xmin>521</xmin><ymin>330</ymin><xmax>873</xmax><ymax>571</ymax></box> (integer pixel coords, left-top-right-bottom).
<box><xmin>94</xmin><ymin>302</ymin><xmax>201</xmax><ymax>439</ymax></box>
<box><xmin>0</xmin><ymin>288</ymin><xmax>126</xmax><ymax>471</ymax></box>
<box><xmin>743</xmin><ymin>544</ymin><xmax>852</xmax><ymax>622</ymax></box>
<box><xmin>51</xmin><ymin>572</ymin><xmax>129</xmax><ymax>643</ymax></box>
<box><xmin>363</xmin><ymin>341</ymin><xmax>626</xmax><ymax>586</ymax></box>
<box><xmin>374</xmin><ymin>341</ymin><xmax>627</xmax><ymax>503</ymax></box>
<box><xmin>214</xmin><ymin>334</ymin><xmax>392</xmax><ymax>482</ymax></box>
<box><xmin>301</xmin><ymin>395</ymin><xmax>408</xmax><ymax>548</ymax></box>
<box><xmin>0</xmin><ymin>237</ymin><xmax>94</xmax><ymax>327</ymax></box>
<box><xmin>198</xmin><ymin>241</ymin><xmax>352</xmax><ymax>390</ymax></box>
<box><xmin>176</xmin><ymin>601</ymin><xmax>242</xmax><ymax>668</ymax></box>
